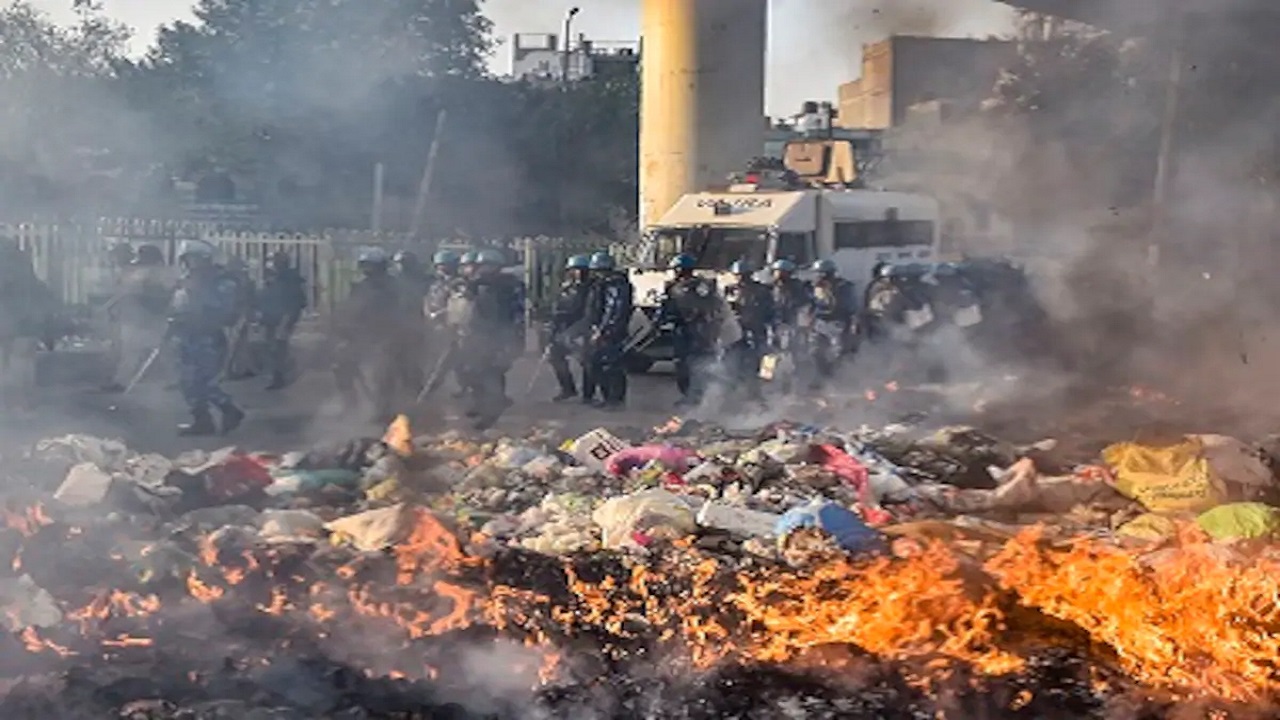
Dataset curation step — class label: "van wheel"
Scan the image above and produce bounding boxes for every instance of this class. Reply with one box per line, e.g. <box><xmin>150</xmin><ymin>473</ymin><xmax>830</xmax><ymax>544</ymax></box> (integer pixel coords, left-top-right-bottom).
<box><xmin>624</xmin><ymin>356</ymin><xmax>655</xmax><ymax>374</ymax></box>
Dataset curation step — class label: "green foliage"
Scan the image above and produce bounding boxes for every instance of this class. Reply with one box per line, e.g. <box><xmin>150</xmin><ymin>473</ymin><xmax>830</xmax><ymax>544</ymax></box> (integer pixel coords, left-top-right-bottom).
<box><xmin>0</xmin><ymin>0</ymin><xmax>641</xmax><ymax>235</ymax></box>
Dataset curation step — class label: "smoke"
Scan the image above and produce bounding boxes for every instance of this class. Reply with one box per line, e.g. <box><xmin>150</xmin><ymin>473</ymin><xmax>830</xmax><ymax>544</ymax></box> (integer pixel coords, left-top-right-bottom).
<box><xmin>850</xmin><ymin>4</ymin><xmax>1280</xmax><ymax>438</ymax></box>
<box><xmin>768</xmin><ymin>0</ymin><xmax>1017</xmax><ymax>115</ymax></box>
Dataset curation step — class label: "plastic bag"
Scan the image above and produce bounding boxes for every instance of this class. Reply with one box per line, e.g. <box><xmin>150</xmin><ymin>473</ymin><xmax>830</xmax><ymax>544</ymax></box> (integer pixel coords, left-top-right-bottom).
<box><xmin>592</xmin><ymin>489</ymin><xmax>697</xmax><ymax>550</ymax></box>
<box><xmin>1196</xmin><ymin>503</ymin><xmax>1280</xmax><ymax>541</ymax></box>
<box><xmin>605</xmin><ymin>446</ymin><xmax>700</xmax><ymax>477</ymax></box>
<box><xmin>1102</xmin><ymin>437</ymin><xmax>1226</xmax><ymax>513</ymax></box>
<box><xmin>775</xmin><ymin>501</ymin><xmax>886</xmax><ymax>556</ymax></box>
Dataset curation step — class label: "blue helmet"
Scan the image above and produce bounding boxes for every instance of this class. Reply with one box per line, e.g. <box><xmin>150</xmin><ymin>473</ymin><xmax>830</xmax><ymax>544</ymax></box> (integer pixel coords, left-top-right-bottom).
<box><xmin>588</xmin><ymin>251</ymin><xmax>615</xmax><ymax>270</ymax></box>
<box><xmin>565</xmin><ymin>254</ymin><xmax>591</xmax><ymax>270</ymax></box>
<box><xmin>433</xmin><ymin>250</ymin><xmax>460</xmax><ymax>267</ymax></box>
<box><xmin>771</xmin><ymin>259</ymin><xmax>797</xmax><ymax>273</ymax></box>
<box><xmin>729</xmin><ymin>259</ymin><xmax>753</xmax><ymax>275</ymax></box>
<box><xmin>668</xmin><ymin>253</ymin><xmax>696</xmax><ymax>271</ymax></box>
<box><xmin>459</xmin><ymin>251</ymin><xmax>479</xmax><ymax>265</ymax></box>
<box><xmin>812</xmin><ymin>259</ymin><xmax>838</xmax><ymax>275</ymax></box>
<box><xmin>476</xmin><ymin>248</ymin><xmax>505</xmax><ymax>266</ymax></box>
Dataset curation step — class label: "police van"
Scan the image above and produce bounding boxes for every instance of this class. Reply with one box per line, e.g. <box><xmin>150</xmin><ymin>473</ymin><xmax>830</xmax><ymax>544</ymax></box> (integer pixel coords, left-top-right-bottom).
<box><xmin>625</xmin><ymin>138</ymin><xmax>941</xmax><ymax>370</ymax></box>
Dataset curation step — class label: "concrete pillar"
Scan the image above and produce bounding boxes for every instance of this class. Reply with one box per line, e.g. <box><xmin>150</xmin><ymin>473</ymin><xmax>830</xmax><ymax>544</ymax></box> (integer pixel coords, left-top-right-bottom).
<box><xmin>640</xmin><ymin>0</ymin><xmax>767</xmax><ymax>228</ymax></box>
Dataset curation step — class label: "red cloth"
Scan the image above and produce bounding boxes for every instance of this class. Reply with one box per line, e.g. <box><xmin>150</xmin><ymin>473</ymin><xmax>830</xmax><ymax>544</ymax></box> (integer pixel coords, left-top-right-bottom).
<box><xmin>808</xmin><ymin>444</ymin><xmax>892</xmax><ymax>525</ymax></box>
<box><xmin>203</xmin><ymin>455</ymin><xmax>273</xmax><ymax>501</ymax></box>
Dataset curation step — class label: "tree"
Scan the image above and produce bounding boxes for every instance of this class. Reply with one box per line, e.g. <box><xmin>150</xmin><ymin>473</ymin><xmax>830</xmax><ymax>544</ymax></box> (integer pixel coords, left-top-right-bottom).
<box><xmin>118</xmin><ymin>0</ymin><xmax>495</xmax><ymax>223</ymax></box>
<box><xmin>0</xmin><ymin>1</ymin><xmax>131</xmax><ymax>216</ymax></box>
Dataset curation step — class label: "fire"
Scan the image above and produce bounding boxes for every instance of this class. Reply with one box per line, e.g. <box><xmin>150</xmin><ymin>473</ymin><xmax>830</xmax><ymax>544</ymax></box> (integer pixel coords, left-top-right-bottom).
<box><xmin>101</xmin><ymin>634</ymin><xmax>153</xmax><ymax>648</ymax></box>
<box><xmin>187</xmin><ymin>573</ymin><xmax>225</xmax><ymax>603</ymax></box>
<box><xmin>21</xmin><ymin>627</ymin><xmax>75</xmax><ymax>657</ymax></box>
<box><xmin>986</xmin><ymin>528</ymin><xmax>1280</xmax><ymax>701</ymax></box>
<box><xmin>394</xmin><ymin>508</ymin><xmax>476</xmax><ymax>585</ymax></box>
<box><xmin>729</xmin><ymin>543</ymin><xmax>1022</xmax><ymax>675</ymax></box>
<box><xmin>4</xmin><ymin>503</ymin><xmax>52</xmax><ymax>537</ymax></box>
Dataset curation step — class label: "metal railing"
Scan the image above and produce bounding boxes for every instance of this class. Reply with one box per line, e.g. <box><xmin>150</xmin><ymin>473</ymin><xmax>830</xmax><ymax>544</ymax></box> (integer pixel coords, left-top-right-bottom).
<box><xmin>2</xmin><ymin>219</ymin><xmax>632</xmax><ymax>323</ymax></box>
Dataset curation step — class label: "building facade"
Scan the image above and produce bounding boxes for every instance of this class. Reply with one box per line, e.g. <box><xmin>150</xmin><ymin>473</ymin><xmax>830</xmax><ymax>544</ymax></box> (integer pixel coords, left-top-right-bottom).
<box><xmin>837</xmin><ymin>36</ymin><xmax>1015</xmax><ymax>129</ymax></box>
<box><xmin>510</xmin><ymin>33</ymin><xmax>639</xmax><ymax>82</ymax></box>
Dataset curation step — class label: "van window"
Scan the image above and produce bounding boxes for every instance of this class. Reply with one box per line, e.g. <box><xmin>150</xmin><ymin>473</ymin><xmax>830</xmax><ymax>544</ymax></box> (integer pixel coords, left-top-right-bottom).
<box><xmin>834</xmin><ymin>220</ymin><xmax>934</xmax><ymax>249</ymax></box>
<box><xmin>775</xmin><ymin>232</ymin><xmax>812</xmax><ymax>265</ymax></box>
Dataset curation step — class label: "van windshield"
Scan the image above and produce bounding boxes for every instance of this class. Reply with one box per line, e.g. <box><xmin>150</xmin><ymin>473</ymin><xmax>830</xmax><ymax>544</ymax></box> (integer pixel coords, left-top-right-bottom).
<box><xmin>651</xmin><ymin>226</ymin><xmax>769</xmax><ymax>270</ymax></box>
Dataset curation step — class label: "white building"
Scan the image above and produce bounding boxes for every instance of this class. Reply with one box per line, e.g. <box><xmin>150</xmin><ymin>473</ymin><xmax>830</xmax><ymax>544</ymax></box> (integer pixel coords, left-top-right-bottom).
<box><xmin>510</xmin><ymin>33</ymin><xmax>639</xmax><ymax>82</ymax></box>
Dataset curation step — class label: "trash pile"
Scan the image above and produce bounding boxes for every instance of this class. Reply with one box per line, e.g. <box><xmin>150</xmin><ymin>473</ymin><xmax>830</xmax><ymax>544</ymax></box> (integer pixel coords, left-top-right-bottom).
<box><xmin>0</xmin><ymin>414</ymin><xmax>1278</xmax><ymax>718</ymax></box>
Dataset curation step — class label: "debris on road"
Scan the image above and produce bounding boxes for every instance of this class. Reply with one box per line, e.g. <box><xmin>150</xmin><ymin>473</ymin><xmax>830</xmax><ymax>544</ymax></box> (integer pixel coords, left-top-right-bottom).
<box><xmin>0</xmin><ymin>411</ymin><xmax>1278</xmax><ymax>718</ymax></box>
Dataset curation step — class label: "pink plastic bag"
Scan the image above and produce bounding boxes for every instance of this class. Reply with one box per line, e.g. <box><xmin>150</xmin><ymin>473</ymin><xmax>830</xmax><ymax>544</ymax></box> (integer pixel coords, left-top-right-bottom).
<box><xmin>808</xmin><ymin>444</ymin><xmax>892</xmax><ymax>525</ymax></box>
<box><xmin>605</xmin><ymin>446</ymin><xmax>701</xmax><ymax>477</ymax></box>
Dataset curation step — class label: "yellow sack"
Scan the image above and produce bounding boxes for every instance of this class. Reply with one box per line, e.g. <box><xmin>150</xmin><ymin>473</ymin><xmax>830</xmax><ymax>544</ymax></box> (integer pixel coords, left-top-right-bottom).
<box><xmin>1101</xmin><ymin>437</ymin><xmax>1227</xmax><ymax>514</ymax></box>
<box><xmin>1115</xmin><ymin>513</ymin><xmax>1180</xmax><ymax>542</ymax></box>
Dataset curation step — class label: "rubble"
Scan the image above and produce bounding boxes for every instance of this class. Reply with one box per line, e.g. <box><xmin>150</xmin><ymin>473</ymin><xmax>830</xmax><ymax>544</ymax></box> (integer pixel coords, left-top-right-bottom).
<box><xmin>0</xmin><ymin>414</ymin><xmax>1276</xmax><ymax>718</ymax></box>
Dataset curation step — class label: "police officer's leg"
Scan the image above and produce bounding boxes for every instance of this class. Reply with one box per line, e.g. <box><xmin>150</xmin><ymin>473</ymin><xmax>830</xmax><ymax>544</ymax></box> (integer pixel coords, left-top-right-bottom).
<box><xmin>599</xmin><ymin>342</ymin><xmax>626</xmax><ymax>408</ymax></box>
<box><xmin>741</xmin><ymin>341</ymin><xmax>764</xmax><ymax>401</ymax></box>
<box><xmin>548</xmin><ymin>341</ymin><xmax>576</xmax><ymax>400</ymax></box>
<box><xmin>579</xmin><ymin>345</ymin><xmax>599</xmax><ymax>404</ymax></box>
<box><xmin>176</xmin><ymin>339</ymin><xmax>217</xmax><ymax>436</ymax></box>
<box><xmin>206</xmin><ymin>337</ymin><xmax>244</xmax><ymax>433</ymax></box>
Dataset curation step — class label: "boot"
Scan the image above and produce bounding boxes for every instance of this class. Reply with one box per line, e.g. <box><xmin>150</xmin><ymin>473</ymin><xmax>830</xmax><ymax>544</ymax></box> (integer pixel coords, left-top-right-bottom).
<box><xmin>178</xmin><ymin>409</ymin><xmax>217</xmax><ymax>437</ymax></box>
<box><xmin>218</xmin><ymin>402</ymin><xmax>246</xmax><ymax>435</ymax></box>
<box><xmin>553</xmin><ymin>389</ymin><xmax>577</xmax><ymax>403</ymax></box>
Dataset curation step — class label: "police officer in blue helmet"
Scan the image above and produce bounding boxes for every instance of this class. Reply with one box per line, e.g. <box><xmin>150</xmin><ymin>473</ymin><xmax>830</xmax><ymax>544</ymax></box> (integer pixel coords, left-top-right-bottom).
<box><xmin>725</xmin><ymin>259</ymin><xmax>773</xmax><ymax>401</ymax></box>
<box><xmin>657</xmin><ymin>253</ymin><xmax>722</xmax><ymax>407</ymax></box>
<box><xmin>168</xmin><ymin>239</ymin><xmax>245</xmax><ymax>436</ymax></box>
<box><xmin>546</xmin><ymin>254</ymin><xmax>593</xmax><ymax>402</ymax></box>
<box><xmin>808</xmin><ymin>258</ymin><xmax>858</xmax><ymax>388</ymax></box>
<box><xmin>581</xmin><ymin>251</ymin><xmax>633</xmax><ymax>408</ymax></box>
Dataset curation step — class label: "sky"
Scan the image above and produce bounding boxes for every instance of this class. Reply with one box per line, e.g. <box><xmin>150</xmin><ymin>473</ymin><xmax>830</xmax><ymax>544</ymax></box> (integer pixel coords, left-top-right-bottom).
<box><xmin>30</xmin><ymin>0</ymin><xmax>1018</xmax><ymax>115</ymax></box>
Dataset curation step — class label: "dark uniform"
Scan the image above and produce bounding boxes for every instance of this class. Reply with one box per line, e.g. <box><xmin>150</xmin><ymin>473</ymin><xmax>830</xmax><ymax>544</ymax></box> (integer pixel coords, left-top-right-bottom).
<box><xmin>257</xmin><ymin>251</ymin><xmax>307</xmax><ymax>390</ymax></box>
<box><xmin>546</xmin><ymin>254</ymin><xmax>591</xmax><ymax>402</ymax></box>
<box><xmin>725</xmin><ymin>260</ymin><xmax>773</xmax><ymax>400</ymax></box>
<box><xmin>582</xmin><ymin>252</ymin><xmax>632</xmax><ymax>408</ymax></box>
<box><xmin>768</xmin><ymin>259</ymin><xmax>813</xmax><ymax>361</ymax></box>
<box><xmin>221</xmin><ymin>257</ymin><xmax>257</xmax><ymax>380</ymax></box>
<box><xmin>106</xmin><ymin>244</ymin><xmax>173</xmax><ymax>392</ymax></box>
<box><xmin>421</xmin><ymin>251</ymin><xmax>462</xmax><ymax>394</ymax></box>
<box><xmin>659</xmin><ymin>253</ymin><xmax>722</xmax><ymax>406</ymax></box>
<box><xmin>452</xmin><ymin>249</ymin><xmax>523</xmax><ymax>429</ymax></box>
<box><xmin>392</xmin><ymin>250</ymin><xmax>432</xmax><ymax>395</ymax></box>
<box><xmin>169</xmin><ymin>240</ymin><xmax>244</xmax><ymax>436</ymax></box>
<box><xmin>332</xmin><ymin>247</ymin><xmax>413</xmax><ymax>423</ymax></box>
<box><xmin>809</xmin><ymin>259</ymin><xmax>858</xmax><ymax>385</ymax></box>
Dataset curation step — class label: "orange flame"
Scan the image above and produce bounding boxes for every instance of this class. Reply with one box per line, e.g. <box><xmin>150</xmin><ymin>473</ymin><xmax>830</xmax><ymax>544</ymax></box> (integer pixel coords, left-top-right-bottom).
<box><xmin>986</xmin><ymin>529</ymin><xmax>1280</xmax><ymax>701</ymax></box>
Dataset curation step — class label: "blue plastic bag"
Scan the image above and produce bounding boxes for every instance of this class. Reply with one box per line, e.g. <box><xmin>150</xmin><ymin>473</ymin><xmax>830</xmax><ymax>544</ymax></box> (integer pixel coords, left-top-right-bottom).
<box><xmin>775</xmin><ymin>501</ymin><xmax>887</xmax><ymax>556</ymax></box>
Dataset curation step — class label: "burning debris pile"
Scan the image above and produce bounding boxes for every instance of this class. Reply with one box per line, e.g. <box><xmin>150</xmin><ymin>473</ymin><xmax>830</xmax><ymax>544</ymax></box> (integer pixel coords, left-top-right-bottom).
<box><xmin>0</xmin><ymin>415</ymin><xmax>1277</xmax><ymax>718</ymax></box>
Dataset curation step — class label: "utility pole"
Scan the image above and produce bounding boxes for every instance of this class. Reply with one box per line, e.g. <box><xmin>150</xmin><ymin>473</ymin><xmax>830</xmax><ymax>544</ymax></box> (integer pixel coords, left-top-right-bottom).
<box><xmin>562</xmin><ymin>7</ymin><xmax>580</xmax><ymax>84</ymax></box>
<box><xmin>558</xmin><ymin>7</ymin><xmax>581</xmax><ymax>236</ymax></box>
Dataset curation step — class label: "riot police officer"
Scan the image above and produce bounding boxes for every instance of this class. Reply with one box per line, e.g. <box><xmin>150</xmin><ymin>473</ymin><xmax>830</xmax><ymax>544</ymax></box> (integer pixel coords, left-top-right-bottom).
<box><xmin>332</xmin><ymin>246</ymin><xmax>411</xmax><ymax>422</ymax></box>
<box><xmin>258</xmin><ymin>251</ymin><xmax>307</xmax><ymax>390</ymax></box>
<box><xmin>104</xmin><ymin>244</ymin><xmax>173</xmax><ymax>393</ymax></box>
<box><xmin>546</xmin><ymin>254</ymin><xmax>592</xmax><ymax>402</ymax></box>
<box><xmin>659</xmin><ymin>253</ymin><xmax>722</xmax><ymax>407</ymax></box>
<box><xmin>455</xmin><ymin>248</ymin><xmax>524</xmax><ymax>428</ymax></box>
<box><xmin>168</xmin><ymin>240</ymin><xmax>244</xmax><ymax>436</ymax></box>
<box><xmin>424</xmin><ymin>250</ymin><xmax>461</xmax><ymax>321</ymax></box>
<box><xmin>725</xmin><ymin>259</ymin><xmax>773</xmax><ymax>401</ymax></box>
<box><xmin>582</xmin><ymin>251</ymin><xmax>633</xmax><ymax>409</ymax></box>
<box><xmin>809</xmin><ymin>259</ymin><xmax>858</xmax><ymax>386</ymax></box>
<box><xmin>393</xmin><ymin>250</ymin><xmax>432</xmax><ymax>313</ymax></box>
